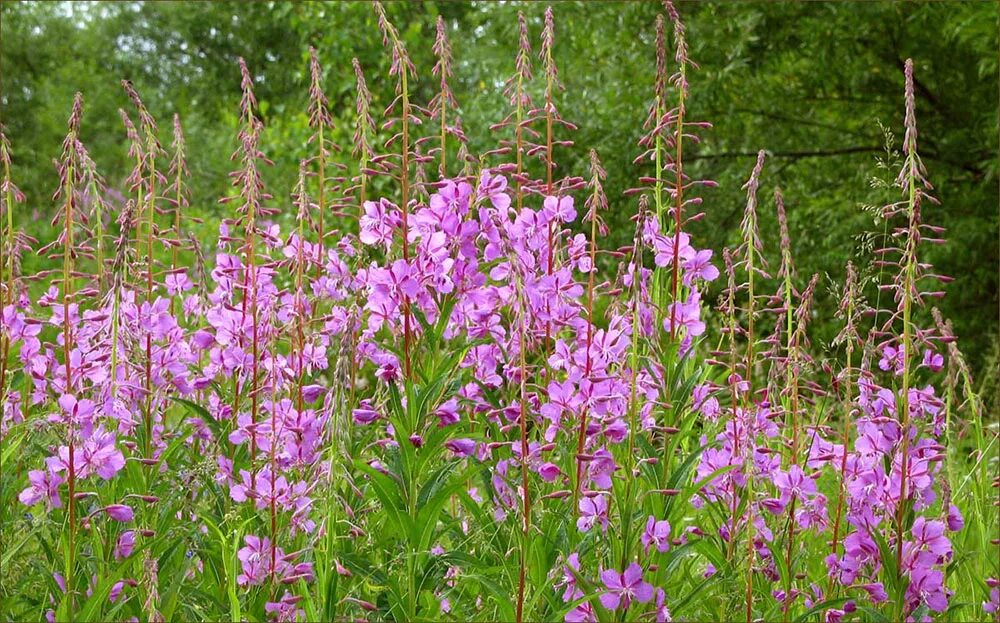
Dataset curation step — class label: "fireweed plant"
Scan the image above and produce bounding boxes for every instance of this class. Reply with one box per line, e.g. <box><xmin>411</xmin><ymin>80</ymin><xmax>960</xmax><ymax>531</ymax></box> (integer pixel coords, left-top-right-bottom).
<box><xmin>0</xmin><ymin>4</ymin><xmax>997</xmax><ymax>623</ymax></box>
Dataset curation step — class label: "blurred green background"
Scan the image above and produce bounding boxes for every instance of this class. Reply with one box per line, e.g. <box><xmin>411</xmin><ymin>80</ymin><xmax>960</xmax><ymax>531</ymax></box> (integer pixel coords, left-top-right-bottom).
<box><xmin>1</xmin><ymin>1</ymin><xmax>997</xmax><ymax>386</ymax></box>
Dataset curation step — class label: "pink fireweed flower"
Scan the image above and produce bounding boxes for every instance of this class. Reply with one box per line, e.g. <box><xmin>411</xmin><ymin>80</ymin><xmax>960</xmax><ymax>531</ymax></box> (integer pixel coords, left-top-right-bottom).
<box><xmin>108</xmin><ymin>580</ymin><xmax>132</xmax><ymax>604</ymax></box>
<box><xmin>565</xmin><ymin>602</ymin><xmax>596</xmax><ymax>623</ymax></box>
<box><xmin>946</xmin><ymin>504</ymin><xmax>964</xmax><ymax>531</ymax></box>
<box><xmin>543</xmin><ymin>195</ymin><xmax>577</xmax><ymax>224</ymax></box>
<box><xmin>909</xmin><ymin>385</ymin><xmax>943</xmax><ymax>426</ymax></box>
<box><xmin>984</xmin><ymin>579</ymin><xmax>999</xmax><ymax>614</ymax></box>
<box><xmin>586</xmin><ymin>448</ymin><xmax>618</xmax><ymax>489</ymax></box>
<box><xmin>682</xmin><ymin>249</ymin><xmax>719</xmax><ymax>286</ymax></box>
<box><xmin>104</xmin><ymin>504</ymin><xmax>134</xmax><ymax>522</ymax></box>
<box><xmin>79</xmin><ymin>430</ymin><xmax>126</xmax><ymax>480</ymax></box>
<box><xmin>773</xmin><ymin>465</ymin><xmax>817</xmax><ymax>506</ymax></box>
<box><xmin>910</xmin><ymin>517</ymin><xmax>952</xmax><ymax>559</ymax></box>
<box><xmin>556</xmin><ymin>553</ymin><xmax>584</xmax><ymax>602</ymax></box>
<box><xmin>237</xmin><ymin>535</ymin><xmax>274</xmax><ymax>586</ymax></box>
<box><xmin>664</xmin><ymin>291</ymin><xmax>706</xmax><ymax>338</ymax></box>
<box><xmin>577</xmin><ymin>494</ymin><xmax>609</xmax><ymax>533</ymax></box>
<box><xmin>52</xmin><ymin>393</ymin><xmax>97</xmax><ymax>429</ymax></box>
<box><xmin>921</xmin><ymin>349</ymin><xmax>944</xmax><ymax>372</ymax></box>
<box><xmin>477</xmin><ymin>170</ymin><xmax>511</xmax><ymax>211</ymax></box>
<box><xmin>359</xmin><ymin>198</ymin><xmax>398</xmax><ymax>250</ymax></box>
<box><xmin>654</xmin><ymin>588</ymin><xmax>672</xmax><ymax>622</ymax></box>
<box><xmin>445</xmin><ymin>438</ymin><xmax>476</xmax><ymax>457</ymax></box>
<box><xmin>352</xmin><ymin>400</ymin><xmax>380</xmax><ymax>425</ymax></box>
<box><xmin>599</xmin><ymin>563</ymin><xmax>654</xmax><ymax>611</ymax></box>
<box><xmin>372</xmin><ymin>350</ymin><xmax>401</xmax><ymax>384</ymax></box>
<box><xmin>692</xmin><ymin>383</ymin><xmax>720</xmax><ymax>422</ymax></box>
<box><xmin>115</xmin><ymin>530</ymin><xmax>136</xmax><ymax>560</ymax></box>
<box><xmin>878</xmin><ymin>344</ymin><xmax>905</xmax><ymax>376</ymax></box>
<box><xmin>538</xmin><ymin>462</ymin><xmax>561</xmax><ymax>482</ymax></box>
<box><xmin>651</xmin><ymin>229</ymin><xmax>695</xmax><ymax>267</ymax></box>
<box><xmin>540</xmin><ymin>379</ymin><xmax>580</xmax><ymax>441</ymax></box>
<box><xmin>907</xmin><ymin>565</ymin><xmax>949</xmax><ymax>612</ymax></box>
<box><xmin>18</xmin><ymin>469</ymin><xmax>64</xmax><ymax>508</ymax></box>
<box><xmin>860</xmin><ymin>582</ymin><xmax>888</xmax><ymax>603</ymax></box>
<box><xmin>164</xmin><ymin>271</ymin><xmax>193</xmax><ymax>295</ymax></box>
<box><xmin>566</xmin><ymin>234</ymin><xmax>593</xmax><ymax>273</ymax></box>
<box><xmin>641</xmin><ymin>516</ymin><xmax>672</xmax><ymax>553</ymax></box>
<box><xmin>434</xmin><ymin>399</ymin><xmax>460</xmax><ymax>427</ymax></box>
<box><xmin>265</xmin><ymin>592</ymin><xmax>305</xmax><ymax>622</ymax></box>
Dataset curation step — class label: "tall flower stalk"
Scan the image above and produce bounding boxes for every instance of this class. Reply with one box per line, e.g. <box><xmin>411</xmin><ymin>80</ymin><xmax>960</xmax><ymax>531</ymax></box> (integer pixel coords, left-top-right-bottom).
<box><xmin>430</xmin><ymin>16</ymin><xmax>464</xmax><ymax>177</ymax></box>
<box><xmin>167</xmin><ymin>114</ymin><xmax>191</xmax><ymax>314</ymax></box>
<box><xmin>664</xmin><ymin>0</ymin><xmax>689</xmax><ymax>339</ymax></box>
<box><xmin>634</xmin><ymin>3</ymin><xmax>713</xmax><ymax>332</ymax></box>
<box><xmin>228</xmin><ymin>57</ymin><xmax>276</xmax><ymax>486</ymax></box>
<box><xmin>492</xmin><ymin>12</ymin><xmax>533</xmax><ymax>213</ymax></box>
<box><xmin>515</xmin><ymin>271</ymin><xmax>531</xmax><ymax>623</ymax></box>
<box><xmin>351</xmin><ymin>58</ymin><xmax>375</xmax><ymax>215</ymax></box>
<box><xmin>375</xmin><ymin>1</ymin><xmax>418</xmax><ymax>379</ymax></box>
<box><xmin>0</xmin><ymin>128</ymin><xmax>26</xmax><ymax>406</ymax></box>
<box><xmin>572</xmin><ymin>150</ymin><xmax>608</xmax><ymax>510</ymax></box>
<box><xmin>122</xmin><ymin>80</ymin><xmax>165</xmax><ymax>458</ymax></box>
<box><xmin>885</xmin><ymin>59</ymin><xmax>942</xmax><ymax>569</ymax></box>
<box><xmin>60</xmin><ymin>97</ymin><xmax>83</xmax><ymax>622</ymax></box>
<box><xmin>780</xmin><ymin>271</ymin><xmax>819</xmax><ymax>620</ymax></box>
<box><xmin>736</xmin><ymin>151</ymin><xmax>767</xmax><ymax>623</ymax></box>
<box><xmin>828</xmin><ymin>260</ymin><xmax>861</xmax><ymax>589</ymax></box>
<box><xmin>36</xmin><ymin>93</ymin><xmax>93</xmax><ymax>622</ymax></box>
<box><xmin>308</xmin><ymin>47</ymin><xmax>336</xmax><ymax>270</ymax></box>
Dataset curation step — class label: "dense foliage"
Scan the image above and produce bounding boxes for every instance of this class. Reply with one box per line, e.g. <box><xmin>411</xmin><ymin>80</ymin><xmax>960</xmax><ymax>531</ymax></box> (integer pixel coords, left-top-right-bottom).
<box><xmin>1</xmin><ymin>2</ymin><xmax>997</xmax><ymax>623</ymax></box>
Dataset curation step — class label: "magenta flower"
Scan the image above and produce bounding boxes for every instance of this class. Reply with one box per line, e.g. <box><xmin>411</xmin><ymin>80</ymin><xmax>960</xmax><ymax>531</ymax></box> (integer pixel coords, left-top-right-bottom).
<box><xmin>372</xmin><ymin>351</ymin><xmax>401</xmax><ymax>384</ymax></box>
<box><xmin>910</xmin><ymin>517</ymin><xmax>951</xmax><ymax>558</ymax></box>
<box><xmin>773</xmin><ymin>465</ymin><xmax>817</xmax><ymax>506</ymax></box>
<box><xmin>557</xmin><ymin>553</ymin><xmax>584</xmax><ymax>602</ymax></box>
<box><xmin>641</xmin><ymin>516</ymin><xmax>672</xmax><ymax>554</ymax></box>
<box><xmin>878</xmin><ymin>344</ymin><xmax>905</xmax><ymax>376</ymax></box>
<box><xmin>599</xmin><ymin>563</ymin><xmax>654</xmax><ymax>611</ymax></box>
<box><xmin>54</xmin><ymin>393</ymin><xmax>96</xmax><ymax>428</ymax></box>
<box><xmin>115</xmin><ymin>530</ymin><xmax>136</xmax><ymax>560</ymax></box>
<box><xmin>984</xmin><ymin>579</ymin><xmax>999</xmax><ymax>614</ymax></box>
<box><xmin>359</xmin><ymin>198</ymin><xmax>398</xmax><ymax>250</ymax></box>
<box><xmin>104</xmin><ymin>504</ymin><xmax>134</xmax><ymax>522</ymax></box>
<box><xmin>445</xmin><ymin>438</ymin><xmax>476</xmax><ymax>457</ymax></box>
<box><xmin>265</xmin><ymin>591</ymin><xmax>305</xmax><ymax>622</ymax></box>
<box><xmin>859</xmin><ymin>582</ymin><xmax>888</xmax><ymax>603</ymax></box>
<box><xmin>80</xmin><ymin>430</ymin><xmax>125</xmax><ymax>480</ymax></box>
<box><xmin>108</xmin><ymin>580</ymin><xmax>127</xmax><ymax>604</ymax></box>
<box><xmin>477</xmin><ymin>170</ymin><xmax>511</xmax><ymax>211</ymax></box>
<box><xmin>664</xmin><ymin>292</ymin><xmax>705</xmax><ymax>338</ymax></box>
<box><xmin>237</xmin><ymin>535</ymin><xmax>271</xmax><ymax>586</ymax></box>
<box><xmin>907</xmin><ymin>565</ymin><xmax>949</xmax><ymax>612</ymax></box>
<box><xmin>654</xmin><ymin>588</ymin><xmax>672</xmax><ymax>622</ymax></box>
<box><xmin>564</xmin><ymin>601</ymin><xmax>596</xmax><ymax>623</ymax></box>
<box><xmin>164</xmin><ymin>271</ymin><xmax>193</xmax><ymax>295</ymax></box>
<box><xmin>682</xmin><ymin>249</ymin><xmax>719</xmax><ymax>285</ymax></box>
<box><xmin>921</xmin><ymin>348</ymin><xmax>944</xmax><ymax>372</ymax></box>
<box><xmin>652</xmin><ymin>230</ymin><xmax>695</xmax><ymax>267</ymax></box>
<box><xmin>537</xmin><ymin>462</ymin><xmax>561</xmax><ymax>482</ymax></box>
<box><xmin>577</xmin><ymin>494</ymin><xmax>608</xmax><ymax>533</ymax></box>
<box><xmin>18</xmin><ymin>469</ymin><xmax>64</xmax><ymax>508</ymax></box>
<box><xmin>543</xmin><ymin>195</ymin><xmax>577</xmax><ymax>224</ymax></box>
<box><xmin>946</xmin><ymin>504</ymin><xmax>964</xmax><ymax>531</ymax></box>
<box><xmin>586</xmin><ymin>449</ymin><xmax>617</xmax><ymax>489</ymax></box>
<box><xmin>434</xmin><ymin>399</ymin><xmax>460</xmax><ymax>427</ymax></box>
<box><xmin>353</xmin><ymin>400</ymin><xmax>380</xmax><ymax>425</ymax></box>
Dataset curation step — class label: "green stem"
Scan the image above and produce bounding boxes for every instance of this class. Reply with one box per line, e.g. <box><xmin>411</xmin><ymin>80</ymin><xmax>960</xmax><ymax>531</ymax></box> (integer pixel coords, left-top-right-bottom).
<box><xmin>894</xmin><ymin>146</ymin><xmax>917</xmax><ymax>570</ymax></box>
